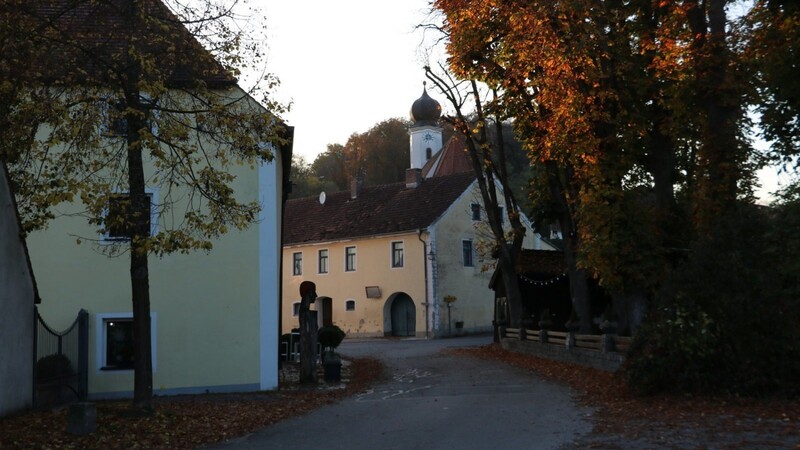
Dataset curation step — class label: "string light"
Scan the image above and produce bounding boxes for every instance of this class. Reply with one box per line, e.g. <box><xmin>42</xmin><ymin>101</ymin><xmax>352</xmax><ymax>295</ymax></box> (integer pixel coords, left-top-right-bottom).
<box><xmin>519</xmin><ymin>273</ymin><xmax>567</xmax><ymax>286</ymax></box>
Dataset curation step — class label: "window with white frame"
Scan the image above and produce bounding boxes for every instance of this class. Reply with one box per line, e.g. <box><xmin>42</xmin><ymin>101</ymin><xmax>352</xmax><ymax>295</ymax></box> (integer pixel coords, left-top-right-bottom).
<box><xmin>345</xmin><ymin>246</ymin><xmax>356</xmax><ymax>272</ymax></box>
<box><xmin>345</xmin><ymin>299</ymin><xmax>356</xmax><ymax>311</ymax></box>
<box><xmin>292</xmin><ymin>252</ymin><xmax>303</xmax><ymax>276</ymax></box>
<box><xmin>96</xmin><ymin>312</ymin><xmax>156</xmax><ymax>372</ymax></box>
<box><xmin>462</xmin><ymin>239</ymin><xmax>474</xmax><ymax>267</ymax></box>
<box><xmin>318</xmin><ymin>249</ymin><xmax>328</xmax><ymax>274</ymax></box>
<box><xmin>292</xmin><ymin>302</ymin><xmax>301</xmax><ymax>316</ymax></box>
<box><xmin>471</xmin><ymin>203</ymin><xmax>481</xmax><ymax>221</ymax></box>
<box><xmin>102</xmin><ymin>192</ymin><xmax>156</xmax><ymax>242</ymax></box>
<box><xmin>391</xmin><ymin>241</ymin><xmax>404</xmax><ymax>268</ymax></box>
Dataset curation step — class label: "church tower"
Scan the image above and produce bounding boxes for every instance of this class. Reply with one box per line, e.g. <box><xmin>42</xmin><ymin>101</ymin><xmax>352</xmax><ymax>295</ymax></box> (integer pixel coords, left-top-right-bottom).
<box><xmin>408</xmin><ymin>84</ymin><xmax>443</xmax><ymax>170</ymax></box>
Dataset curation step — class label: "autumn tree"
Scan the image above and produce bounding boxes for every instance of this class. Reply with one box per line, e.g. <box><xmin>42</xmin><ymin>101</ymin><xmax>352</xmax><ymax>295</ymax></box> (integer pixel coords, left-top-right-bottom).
<box><xmin>6</xmin><ymin>0</ymin><xmax>287</xmax><ymax>412</ymax></box>
<box><xmin>428</xmin><ymin>0</ymin><xmax>765</xmax><ymax>334</ymax></box>
<box><xmin>338</xmin><ymin>118</ymin><xmax>411</xmax><ymax>186</ymax></box>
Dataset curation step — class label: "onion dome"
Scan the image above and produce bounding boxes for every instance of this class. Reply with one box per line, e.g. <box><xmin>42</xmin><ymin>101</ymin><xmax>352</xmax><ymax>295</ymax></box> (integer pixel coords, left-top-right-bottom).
<box><xmin>410</xmin><ymin>86</ymin><xmax>442</xmax><ymax>126</ymax></box>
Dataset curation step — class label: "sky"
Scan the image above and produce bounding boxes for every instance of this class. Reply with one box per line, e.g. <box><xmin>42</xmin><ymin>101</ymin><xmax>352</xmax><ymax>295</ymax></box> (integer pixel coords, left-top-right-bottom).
<box><xmin>257</xmin><ymin>0</ymin><xmax>790</xmax><ymax>202</ymax></box>
<box><xmin>261</xmin><ymin>0</ymin><xmax>436</xmax><ymax>163</ymax></box>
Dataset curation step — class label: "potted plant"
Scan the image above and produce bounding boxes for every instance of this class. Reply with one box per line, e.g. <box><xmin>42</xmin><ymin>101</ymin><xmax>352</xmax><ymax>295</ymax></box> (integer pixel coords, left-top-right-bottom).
<box><xmin>317</xmin><ymin>325</ymin><xmax>346</xmax><ymax>382</ymax></box>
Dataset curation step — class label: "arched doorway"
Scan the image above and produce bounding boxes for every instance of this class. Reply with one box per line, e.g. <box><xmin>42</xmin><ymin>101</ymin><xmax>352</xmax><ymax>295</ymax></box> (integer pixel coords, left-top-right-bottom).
<box><xmin>390</xmin><ymin>294</ymin><xmax>416</xmax><ymax>337</ymax></box>
<box><xmin>316</xmin><ymin>296</ymin><xmax>332</xmax><ymax>328</ymax></box>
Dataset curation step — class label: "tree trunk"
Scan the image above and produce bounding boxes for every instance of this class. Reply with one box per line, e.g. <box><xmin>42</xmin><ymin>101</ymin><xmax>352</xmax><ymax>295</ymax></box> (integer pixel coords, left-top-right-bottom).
<box><xmin>612</xmin><ymin>290</ymin><xmax>647</xmax><ymax>336</ymax></box>
<box><xmin>126</xmin><ymin>92</ymin><xmax>153</xmax><ymax>411</ymax></box>
<box><xmin>688</xmin><ymin>0</ymin><xmax>740</xmax><ymax>233</ymax></box>
<box><xmin>122</xmin><ymin>2</ymin><xmax>153</xmax><ymax>408</ymax></box>
<box><xmin>497</xmin><ymin>246</ymin><xmax>523</xmax><ymax>327</ymax></box>
<box><xmin>545</xmin><ymin>161</ymin><xmax>593</xmax><ymax>333</ymax></box>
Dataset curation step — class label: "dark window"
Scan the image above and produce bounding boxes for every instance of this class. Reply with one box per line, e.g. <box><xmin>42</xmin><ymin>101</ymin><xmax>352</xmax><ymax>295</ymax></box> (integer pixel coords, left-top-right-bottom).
<box><xmin>462</xmin><ymin>239</ymin><xmax>474</xmax><ymax>267</ymax></box>
<box><xmin>103</xmin><ymin>319</ymin><xmax>134</xmax><ymax>370</ymax></box>
<box><xmin>104</xmin><ymin>99</ymin><xmax>128</xmax><ymax>138</ymax></box>
<box><xmin>391</xmin><ymin>241</ymin><xmax>404</xmax><ymax>268</ymax></box>
<box><xmin>318</xmin><ymin>249</ymin><xmax>328</xmax><ymax>274</ymax></box>
<box><xmin>105</xmin><ymin>193</ymin><xmax>153</xmax><ymax>241</ymax></box>
<box><xmin>345</xmin><ymin>300</ymin><xmax>356</xmax><ymax>311</ymax></box>
<box><xmin>292</xmin><ymin>252</ymin><xmax>302</xmax><ymax>275</ymax></box>
<box><xmin>426</xmin><ymin>147</ymin><xmax>432</xmax><ymax>159</ymax></box>
<box><xmin>292</xmin><ymin>302</ymin><xmax>300</xmax><ymax>316</ymax></box>
<box><xmin>345</xmin><ymin>246</ymin><xmax>356</xmax><ymax>272</ymax></box>
<box><xmin>471</xmin><ymin>203</ymin><xmax>481</xmax><ymax>221</ymax></box>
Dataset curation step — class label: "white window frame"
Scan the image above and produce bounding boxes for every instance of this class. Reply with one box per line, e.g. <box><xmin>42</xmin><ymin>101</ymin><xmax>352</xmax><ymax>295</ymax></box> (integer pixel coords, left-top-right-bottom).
<box><xmin>95</xmin><ymin>312</ymin><xmax>157</xmax><ymax>373</ymax></box>
<box><xmin>292</xmin><ymin>302</ymin><xmax>301</xmax><ymax>317</ymax></box>
<box><xmin>345</xmin><ymin>246</ymin><xmax>357</xmax><ymax>272</ymax></box>
<box><xmin>100</xmin><ymin>188</ymin><xmax>158</xmax><ymax>243</ymax></box>
<box><xmin>391</xmin><ymin>241</ymin><xmax>404</xmax><ymax>268</ymax></box>
<box><xmin>462</xmin><ymin>239</ymin><xmax>474</xmax><ymax>267</ymax></box>
<box><xmin>292</xmin><ymin>252</ymin><xmax>303</xmax><ymax>276</ymax></box>
<box><xmin>318</xmin><ymin>249</ymin><xmax>329</xmax><ymax>274</ymax></box>
<box><xmin>345</xmin><ymin>299</ymin><xmax>356</xmax><ymax>312</ymax></box>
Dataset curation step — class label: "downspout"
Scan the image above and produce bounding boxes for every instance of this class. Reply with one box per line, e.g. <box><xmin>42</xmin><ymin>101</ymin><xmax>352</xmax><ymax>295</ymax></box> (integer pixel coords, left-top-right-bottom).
<box><xmin>417</xmin><ymin>229</ymin><xmax>429</xmax><ymax>339</ymax></box>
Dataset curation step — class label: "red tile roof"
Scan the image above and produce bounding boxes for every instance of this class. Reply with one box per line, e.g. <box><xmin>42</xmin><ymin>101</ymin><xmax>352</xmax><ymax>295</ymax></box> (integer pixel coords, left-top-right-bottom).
<box><xmin>30</xmin><ymin>0</ymin><xmax>234</xmax><ymax>87</ymax></box>
<box><xmin>283</xmin><ymin>172</ymin><xmax>476</xmax><ymax>245</ymax></box>
<box><xmin>422</xmin><ymin>134</ymin><xmax>473</xmax><ymax>178</ymax></box>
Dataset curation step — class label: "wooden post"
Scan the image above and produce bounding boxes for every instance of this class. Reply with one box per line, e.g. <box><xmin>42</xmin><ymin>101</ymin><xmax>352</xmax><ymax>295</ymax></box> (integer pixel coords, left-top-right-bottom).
<box><xmin>539</xmin><ymin>329</ymin><xmax>549</xmax><ymax>344</ymax></box>
<box><xmin>299</xmin><ymin>281</ymin><xmax>318</xmax><ymax>384</ymax></box>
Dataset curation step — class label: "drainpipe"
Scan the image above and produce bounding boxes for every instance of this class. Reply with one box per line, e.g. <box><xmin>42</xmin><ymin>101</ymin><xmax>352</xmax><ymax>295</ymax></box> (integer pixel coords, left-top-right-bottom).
<box><xmin>417</xmin><ymin>229</ymin><xmax>429</xmax><ymax>339</ymax></box>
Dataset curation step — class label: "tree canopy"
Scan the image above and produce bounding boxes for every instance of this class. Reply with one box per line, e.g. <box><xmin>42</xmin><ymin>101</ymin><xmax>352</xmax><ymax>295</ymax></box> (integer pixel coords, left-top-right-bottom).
<box><xmin>431</xmin><ymin>0</ymin><xmax>800</xmax><ymax>393</ymax></box>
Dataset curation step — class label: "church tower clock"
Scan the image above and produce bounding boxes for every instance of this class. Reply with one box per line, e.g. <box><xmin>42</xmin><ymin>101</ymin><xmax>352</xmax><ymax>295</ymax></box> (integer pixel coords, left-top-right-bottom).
<box><xmin>408</xmin><ymin>84</ymin><xmax>443</xmax><ymax>170</ymax></box>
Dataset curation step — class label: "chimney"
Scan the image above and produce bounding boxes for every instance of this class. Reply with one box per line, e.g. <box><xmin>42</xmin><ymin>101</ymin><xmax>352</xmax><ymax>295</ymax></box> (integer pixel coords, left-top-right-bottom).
<box><xmin>350</xmin><ymin>176</ymin><xmax>364</xmax><ymax>199</ymax></box>
<box><xmin>405</xmin><ymin>168</ymin><xmax>423</xmax><ymax>189</ymax></box>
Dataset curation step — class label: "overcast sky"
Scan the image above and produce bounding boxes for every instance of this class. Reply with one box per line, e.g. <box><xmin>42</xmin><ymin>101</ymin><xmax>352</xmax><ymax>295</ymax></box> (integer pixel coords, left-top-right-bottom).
<box><xmin>261</xmin><ymin>0</ymin><xmax>435</xmax><ymax>163</ymax></box>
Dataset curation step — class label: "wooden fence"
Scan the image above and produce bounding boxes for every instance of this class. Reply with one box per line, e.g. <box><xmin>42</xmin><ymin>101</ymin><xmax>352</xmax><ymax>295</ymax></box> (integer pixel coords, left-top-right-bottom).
<box><xmin>500</xmin><ymin>327</ymin><xmax>631</xmax><ymax>354</ymax></box>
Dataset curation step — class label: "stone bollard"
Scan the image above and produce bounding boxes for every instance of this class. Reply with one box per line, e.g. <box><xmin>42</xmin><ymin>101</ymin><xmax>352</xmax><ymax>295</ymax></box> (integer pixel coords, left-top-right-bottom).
<box><xmin>323</xmin><ymin>352</ymin><xmax>342</xmax><ymax>382</ymax></box>
<box><xmin>66</xmin><ymin>402</ymin><xmax>96</xmax><ymax>435</ymax></box>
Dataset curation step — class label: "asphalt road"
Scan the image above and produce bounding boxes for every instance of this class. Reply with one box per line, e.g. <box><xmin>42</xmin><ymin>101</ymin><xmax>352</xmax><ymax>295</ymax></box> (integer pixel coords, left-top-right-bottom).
<box><xmin>210</xmin><ymin>335</ymin><xmax>593</xmax><ymax>450</ymax></box>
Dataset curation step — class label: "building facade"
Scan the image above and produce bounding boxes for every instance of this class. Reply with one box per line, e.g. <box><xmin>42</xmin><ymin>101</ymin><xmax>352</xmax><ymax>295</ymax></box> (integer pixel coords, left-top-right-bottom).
<box><xmin>281</xmin><ymin>89</ymin><xmax>555</xmax><ymax>338</ymax></box>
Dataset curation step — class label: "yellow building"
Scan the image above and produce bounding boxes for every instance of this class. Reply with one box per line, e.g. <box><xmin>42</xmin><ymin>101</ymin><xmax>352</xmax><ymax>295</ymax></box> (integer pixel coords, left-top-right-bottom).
<box><xmin>281</xmin><ymin>89</ymin><xmax>555</xmax><ymax>338</ymax></box>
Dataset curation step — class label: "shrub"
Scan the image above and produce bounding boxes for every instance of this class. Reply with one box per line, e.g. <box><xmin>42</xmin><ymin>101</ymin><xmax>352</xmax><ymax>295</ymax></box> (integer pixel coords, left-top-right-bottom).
<box><xmin>35</xmin><ymin>354</ymin><xmax>74</xmax><ymax>381</ymax></box>
<box><xmin>625</xmin><ymin>206</ymin><xmax>800</xmax><ymax>396</ymax></box>
<box><xmin>317</xmin><ymin>325</ymin><xmax>346</xmax><ymax>352</ymax></box>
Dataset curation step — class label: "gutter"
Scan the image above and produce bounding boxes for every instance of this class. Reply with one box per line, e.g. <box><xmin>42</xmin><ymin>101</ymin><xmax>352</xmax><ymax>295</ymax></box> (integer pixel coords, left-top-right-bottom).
<box><xmin>417</xmin><ymin>229</ymin><xmax>429</xmax><ymax>339</ymax></box>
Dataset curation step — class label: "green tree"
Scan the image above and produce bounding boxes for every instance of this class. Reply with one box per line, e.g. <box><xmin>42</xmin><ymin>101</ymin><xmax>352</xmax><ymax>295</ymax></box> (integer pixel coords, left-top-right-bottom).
<box><xmin>743</xmin><ymin>0</ymin><xmax>800</xmax><ymax>165</ymax></box>
<box><xmin>7</xmin><ymin>0</ymin><xmax>287</xmax><ymax>412</ymax></box>
<box><xmin>289</xmin><ymin>154</ymin><xmax>337</xmax><ymax>199</ymax></box>
<box><xmin>312</xmin><ymin>143</ymin><xmax>348</xmax><ymax>191</ymax></box>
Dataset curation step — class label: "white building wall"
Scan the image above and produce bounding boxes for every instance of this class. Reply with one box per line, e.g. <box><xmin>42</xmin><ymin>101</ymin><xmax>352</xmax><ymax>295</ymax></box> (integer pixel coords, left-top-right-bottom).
<box><xmin>0</xmin><ymin>165</ymin><xmax>35</xmax><ymax>416</ymax></box>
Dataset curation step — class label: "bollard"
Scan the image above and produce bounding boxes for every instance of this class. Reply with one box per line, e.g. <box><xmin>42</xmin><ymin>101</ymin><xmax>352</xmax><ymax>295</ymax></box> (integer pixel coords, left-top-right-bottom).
<box><xmin>66</xmin><ymin>402</ymin><xmax>96</xmax><ymax>435</ymax></box>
